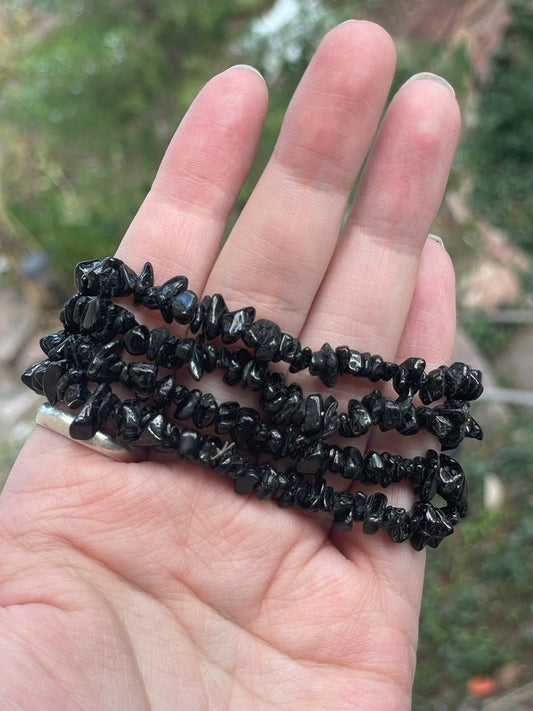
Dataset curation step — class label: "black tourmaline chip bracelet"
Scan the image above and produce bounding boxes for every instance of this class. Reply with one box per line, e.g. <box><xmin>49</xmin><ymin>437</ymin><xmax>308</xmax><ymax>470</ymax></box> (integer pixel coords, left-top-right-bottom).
<box><xmin>21</xmin><ymin>257</ymin><xmax>484</xmax><ymax>550</ymax></box>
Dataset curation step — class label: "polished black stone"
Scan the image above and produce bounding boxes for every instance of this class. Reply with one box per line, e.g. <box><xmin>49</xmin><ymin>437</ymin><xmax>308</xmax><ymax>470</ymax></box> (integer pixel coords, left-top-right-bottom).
<box><xmin>218</xmin><ymin>306</ymin><xmax>255</xmax><ymax>345</ymax></box>
<box><xmin>362</xmin><ymin>492</ymin><xmax>387</xmax><ymax>535</ymax></box>
<box><xmin>133</xmin><ymin>261</ymin><xmax>154</xmax><ymax>303</ymax></box>
<box><xmin>192</xmin><ymin>393</ymin><xmax>218</xmax><ymax>429</ymax></box>
<box><xmin>174</xmin><ymin>389</ymin><xmax>202</xmax><ymax>421</ymax></box>
<box><xmin>21</xmin><ymin>360</ymin><xmax>48</xmax><ymax>395</ymax></box>
<box><xmin>410</xmin><ymin>501</ymin><xmax>454</xmax><ymax>550</ymax></box>
<box><xmin>339</xmin><ymin>398</ymin><xmax>372</xmax><ymax>437</ymax></box>
<box><xmin>202</xmin><ymin>293</ymin><xmax>227</xmax><ymax>340</ymax></box>
<box><xmin>309</xmin><ymin>342</ymin><xmax>339</xmax><ymax>387</ymax></box>
<box><xmin>43</xmin><ymin>360</ymin><xmax>68</xmax><ymax>404</ymax></box>
<box><xmin>393</xmin><ymin>357</ymin><xmax>427</xmax><ymax>398</ymax></box>
<box><xmin>382</xmin><ymin>506</ymin><xmax>411</xmax><ymax>543</ymax></box>
<box><xmin>301</xmin><ymin>393</ymin><xmax>323</xmax><ymax>435</ymax></box>
<box><xmin>233</xmin><ymin>466</ymin><xmax>261</xmax><ymax>495</ymax></box>
<box><xmin>170</xmin><ymin>290</ymin><xmax>198</xmax><ymax>324</ymax></box>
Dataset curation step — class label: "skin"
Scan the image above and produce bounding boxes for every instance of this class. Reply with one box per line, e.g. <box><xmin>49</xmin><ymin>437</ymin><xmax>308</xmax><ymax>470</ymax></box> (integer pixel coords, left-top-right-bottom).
<box><xmin>0</xmin><ymin>21</ymin><xmax>460</xmax><ymax>711</ymax></box>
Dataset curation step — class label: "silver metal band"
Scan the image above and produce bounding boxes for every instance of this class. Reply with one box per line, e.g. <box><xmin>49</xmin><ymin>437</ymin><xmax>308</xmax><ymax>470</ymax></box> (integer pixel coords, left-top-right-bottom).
<box><xmin>35</xmin><ymin>402</ymin><xmax>145</xmax><ymax>462</ymax></box>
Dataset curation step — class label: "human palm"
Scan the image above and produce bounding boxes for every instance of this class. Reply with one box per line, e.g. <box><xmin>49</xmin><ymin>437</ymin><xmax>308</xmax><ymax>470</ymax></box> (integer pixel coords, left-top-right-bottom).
<box><xmin>1</xmin><ymin>22</ymin><xmax>460</xmax><ymax>711</ymax></box>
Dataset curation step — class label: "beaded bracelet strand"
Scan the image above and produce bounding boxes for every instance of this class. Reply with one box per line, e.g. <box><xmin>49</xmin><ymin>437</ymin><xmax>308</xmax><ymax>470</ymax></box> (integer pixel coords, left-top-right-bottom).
<box><xmin>22</xmin><ymin>350</ymin><xmax>467</xmax><ymax>506</ymax></box>
<box><xmin>41</xmin><ymin>293</ymin><xmax>482</xmax><ymax>449</ymax></box>
<box><xmin>21</xmin><ymin>257</ymin><xmax>484</xmax><ymax>550</ymax></box>
<box><xmin>74</xmin><ymin>257</ymin><xmax>484</xmax><ymax>403</ymax></box>
<box><xmin>28</xmin><ymin>377</ymin><xmax>465</xmax><ymax>550</ymax></box>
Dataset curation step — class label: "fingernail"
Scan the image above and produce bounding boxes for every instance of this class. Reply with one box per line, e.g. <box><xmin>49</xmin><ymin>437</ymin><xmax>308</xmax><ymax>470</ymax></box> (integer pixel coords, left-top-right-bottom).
<box><xmin>427</xmin><ymin>233</ymin><xmax>444</xmax><ymax>246</ymax></box>
<box><xmin>403</xmin><ymin>72</ymin><xmax>455</xmax><ymax>97</ymax></box>
<box><xmin>229</xmin><ymin>64</ymin><xmax>264</xmax><ymax>79</ymax></box>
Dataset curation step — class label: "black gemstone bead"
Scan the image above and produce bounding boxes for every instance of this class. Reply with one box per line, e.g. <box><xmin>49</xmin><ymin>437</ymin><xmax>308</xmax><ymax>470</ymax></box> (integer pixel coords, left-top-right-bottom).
<box><xmin>362</xmin><ymin>390</ymin><xmax>384</xmax><ymax>425</ymax></box>
<box><xmin>326</xmin><ymin>444</ymin><xmax>342</xmax><ymax>474</ymax></box>
<box><xmin>220</xmin><ymin>307</ymin><xmax>256</xmax><ymax>344</ymax></box>
<box><xmin>333</xmin><ymin>492</ymin><xmax>355</xmax><ymax>529</ymax></box>
<box><xmin>397</xmin><ymin>399</ymin><xmax>419</xmax><ymax>436</ymax></box>
<box><xmin>21</xmin><ymin>360</ymin><xmax>48</xmax><ymax>395</ymax></box>
<box><xmin>367</xmin><ymin>354</ymin><xmax>385</xmax><ymax>382</ymax></box>
<box><xmin>242</xmin><ymin>318</ymin><xmax>282</xmax><ymax>362</ymax></box>
<box><xmin>436</xmin><ymin>453</ymin><xmax>467</xmax><ymax>508</ymax></box>
<box><xmin>382</xmin><ymin>506</ymin><xmax>411</xmax><ymax>543</ymax></box>
<box><xmin>177</xmin><ymin>429</ymin><xmax>199</xmax><ymax>460</ymax></box>
<box><xmin>192</xmin><ymin>393</ymin><xmax>218</xmax><ymax>429</ymax></box>
<box><xmin>420</xmin><ymin>366</ymin><xmax>446</xmax><ymax>405</ymax></box>
<box><xmin>378</xmin><ymin>398</ymin><xmax>403</xmax><ymax>431</ymax></box>
<box><xmin>234</xmin><ymin>466</ymin><xmax>261</xmax><ymax>495</ymax></box>
<box><xmin>309</xmin><ymin>342</ymin><xmax>339</xmax><ymax>387</ymax></box>
<box><xmin>153</xmin><ymin>375</ymin><xmax>177</xmax><ymax>409</ymax></box>
<box><xmin>117</xmin><ymin>399</ymin><xmax>142</xmax><ymax>441</ymax></box>
<box><xmin>294</xmin><ymin>479</ymin><xmax>324</xmax><ymax>513</ymax></box>
<box><xmin>146</xmin><ymin>327</ymin><xmax>169</xmax><ymax>361</ymax></box>
<box><xmin>69</xmin><ymin>383</ymin><xmax>110</xmax><ymax>440</ymax></box>
<box><xmin>352</xmin><ymin>491</ymin><xmax>369</xmax><ymax>522</ymax></box>
<box><xmin>337</xmin><ymin>347</ymin><xmax>364</xmax><ymax>376</ymax></box>
<box><xmin>363</xmin><ymin>492</ymin><xmax>387</xmax><ymax>535</ymax></box>
<box><xmin>141</xmin><ymin>286</ymin><xmax>160</xmax><ymax>310</ymax></box>
<box><xmin>255</xmin><ymin>462</ymin><xmax>280</xmax><ymax>500</ymax></box>
<box><xmin>170</xmin><ymin>290</ymin><xmax>198</xmax><ymax>324</ymax></box>
<box><xmin>173</xmin><ymin>338</ymin><xmax>195</xmax><ymax>369</ymax></box>
<box><xmin>127</xmin><ymin>362</ymin><xmax>158</xmax><ymax>394</ymax></box>
<box><xmin>215</xmin><ymin>401</ymin><xmax>240</xmax><ymax>434</ymax></box>
<box><xmin>188</xmin><ymin>337</ymin><xmax>206</xmax><ymax>382</ymax></box>
<box><xmin>339</xmin><ymin>398</ymin><xmax>372</xmax><ymax>437</ymax></box>
<box><xmin>241</xmin><ymin>359</ymin><xmax>267</xmax><ymax>391</ymax></box>
<box><xmin>75</xmin><ymin>257</ymin><xmax>137</xmax><ymax>297</ymax></box>
<box><xmin>159</xmin><ymin>277</ymin><xmax>188</xmax><ymax>323</ymax></box>
<box><xmin>43</xmin><ymin>360</ymin><xmax>68</xmax><ymax>404</ymax></box>
<box><xmin>275</xmin><ymin>332</ymin><xmax>300</xmax><ymax>363</ymax></box>
<box><xmin>270</xmin><ymin>384</ymin><xmax>303</xmax><ymax>425</ymax></box>
<box><xmin>63</xmin><ymin>382</ymin><xmax>89</xmax><ymax>409</ymax></box>
<box><xmin>133</xmin><ymin>261</ymin><xmax>154</xmax><ymax>303</ymax></box>
<box><xmin>196</xmin><ymin>434</ymin><xmax>224</xmax><ymax>467</ymax></box>
<box><xmin>446</xmin><ymin>362</ymin><xmax>484</xmax><ymax>401</ymax></box>
<box><xmin>202</xmin><ymin>293</ymin><xmax>227</xmax><ymax>340</ymax></box>
<box><xmin>363</xmin><ymin>452</ymin><xmax>386</xmax><ymax>485</ymax></box>
<box><xmin>79</xmin><ymin>297</ymin><xmax>108</xmax><ymax>334</ymax></box>
<box><xmin>232</xmin><ymin>407</ymin><xmax>261</xmax><ymax>449</ymax></box>
<box><xmin>412</xmin><ymin>449</ymin><xmax>440</xmax><ymax>502</ymax></box>
<box><xmin>222</xmin><ymin>349</ymin><xmax>252</xmax><ymax>387</ymax></box>
<box><xmin>288</xmin><ymin>346</ymin><xmax>312</xmax><ymax>374</ymax></box>
<box><xmin>301</xmin><ymin>393</ymin><xmax>324</xmax><ymax>435</ymax></box>
<box><xmin>189</xmin><ymin>301</ymin><xmax>206</xmax><ymax>334</ymax></box>
<box><xmin>40</xmin><ymin>330</ymin><xmax>67</xmax><ymax>356</ymax></box>
<box><xmin>410</xmin><ymin>502</ymin><xmax>454</xmax><ymax>550</ymax></box>
<box><xmin>393</xmin><ymin>357</ymin><xmax>427</xmax><ymax>398</ymax></box>
<box><xmin>296</xmin><ymin>440</ymin><xmax>325</xmax><ymax>474</ymax></box>
<box><xmin>174</xmin><ymin>389</ymin><xmax>202</xmax><ymax>421</ymax></box>
<box><xmin>341</xmin><ymin>446</ymin><xmax>363</xmax><ymax>480</ymax></box>
<box><xmin>123</xmin><ymin>325</ymin><xmax>149</xmax><ymax>356</ymax></box>
<box><xmin>465</xmin><ymin>415</ymin><xmax>484</xmax><ymax>441</ymax></box>
<box><xmin>135</xmin><ymin>414</ymin><xmax>168</xmax><ymax>447</ymax></box>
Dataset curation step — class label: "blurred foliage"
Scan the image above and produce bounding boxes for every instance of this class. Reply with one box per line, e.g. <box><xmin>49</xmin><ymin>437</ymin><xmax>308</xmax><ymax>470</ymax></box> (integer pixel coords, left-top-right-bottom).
<box><xmin>467</xmin><ymin>0</ymin><xmax>533</xmax><ymax>257</ymax></box>
<box><xmin>1</xmin><ymin>0</ymin><xmax>474</xmax><ymax>275</ymax></box>
<box><xmin>0</xmin><ymin>0</ymin><xmax>272</xmax><ymax>271</ymax></box>
<box><xmin>413</xmin><ymin>413</ymin><xmax>533</xmax><ymax>710</ymax></box>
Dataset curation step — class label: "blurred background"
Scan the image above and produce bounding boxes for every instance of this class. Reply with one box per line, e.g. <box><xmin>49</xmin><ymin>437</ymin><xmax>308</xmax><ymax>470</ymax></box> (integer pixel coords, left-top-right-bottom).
<box><xmin>1</xmin><ymin>1</ymin><xmax>533</xmax><ymax>709</ymax></box>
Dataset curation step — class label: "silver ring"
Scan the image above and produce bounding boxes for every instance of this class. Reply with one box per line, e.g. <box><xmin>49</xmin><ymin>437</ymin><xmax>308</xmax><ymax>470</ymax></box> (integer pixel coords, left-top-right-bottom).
<box><xmin>35</xmin><ymin>402</ymin><xmax>145</xmax><ymax>462</ymax></box>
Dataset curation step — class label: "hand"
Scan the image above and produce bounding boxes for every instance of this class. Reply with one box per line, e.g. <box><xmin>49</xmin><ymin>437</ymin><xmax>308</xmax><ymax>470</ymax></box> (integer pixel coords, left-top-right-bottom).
<box><xmin>1</xmin><ymin>21</ymin><xmax>460</xmax><ymax>711</ymax></box>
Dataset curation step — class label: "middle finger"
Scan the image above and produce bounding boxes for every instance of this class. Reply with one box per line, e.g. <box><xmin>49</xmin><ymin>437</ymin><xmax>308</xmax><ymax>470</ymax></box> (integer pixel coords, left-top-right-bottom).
<box><xmin>204</xmin><ymin>21</ymin><xmax>396</xmax><ymax>334</ymax></box>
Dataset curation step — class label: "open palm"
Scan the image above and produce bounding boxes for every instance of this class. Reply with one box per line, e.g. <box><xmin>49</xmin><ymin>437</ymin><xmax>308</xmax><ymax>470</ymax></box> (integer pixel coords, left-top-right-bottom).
<box><xmin>1</xmin><ymin>21</ymin><xmax>460</xmax><ymax>711</ymax></box>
